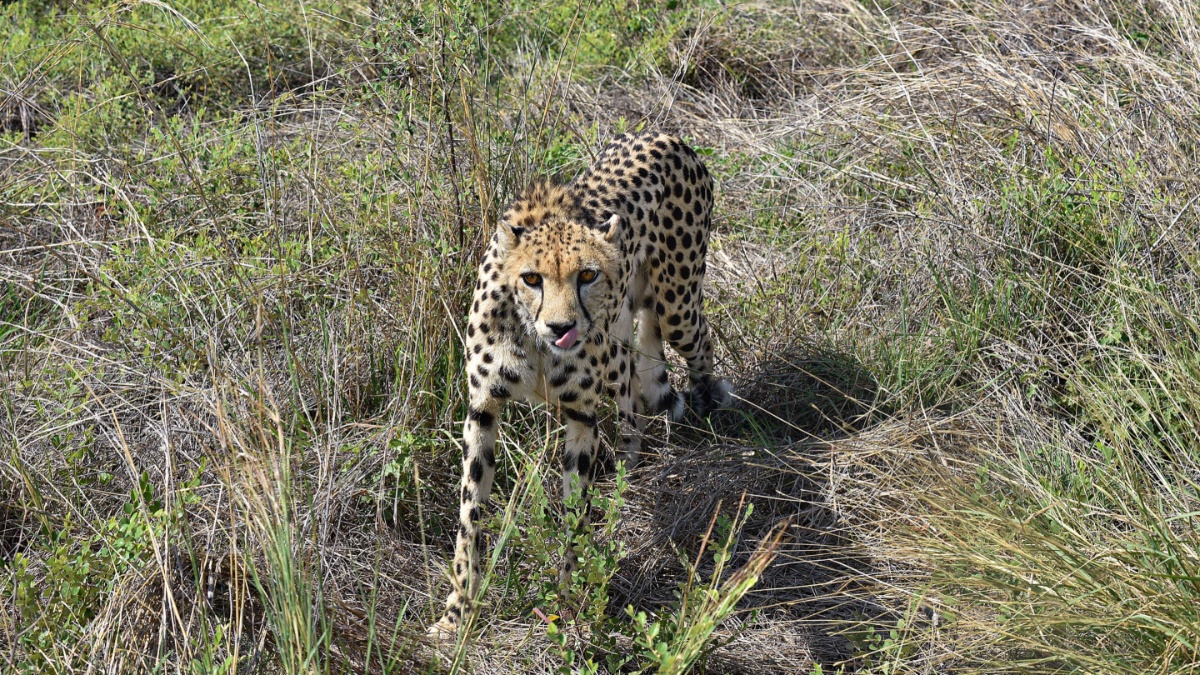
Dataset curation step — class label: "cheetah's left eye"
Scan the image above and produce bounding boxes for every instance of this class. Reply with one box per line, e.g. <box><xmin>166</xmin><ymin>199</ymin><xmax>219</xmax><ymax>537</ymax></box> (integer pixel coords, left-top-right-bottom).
<box><xmin>578</xmin><ymin>269</ymin><xmax>599</xmax><ymax>284</ymax></box>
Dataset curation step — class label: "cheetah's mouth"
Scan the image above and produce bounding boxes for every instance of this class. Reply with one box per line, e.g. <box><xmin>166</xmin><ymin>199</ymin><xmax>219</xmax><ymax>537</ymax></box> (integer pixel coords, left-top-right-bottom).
<box><xmin>554</xmin><ymin>327</ymin><xmax>579</xmax><ymax>350</ymax></box>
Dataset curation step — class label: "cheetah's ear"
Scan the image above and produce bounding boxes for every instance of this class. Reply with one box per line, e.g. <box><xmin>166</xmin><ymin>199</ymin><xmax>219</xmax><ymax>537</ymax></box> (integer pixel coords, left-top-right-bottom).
<box><xmin>598</xmin><ymin>213</ymin><xmax>621</xmax><ymax>242</ymax></box>
<box><xmin>499</xmin><ymin>220</ymin><xmax>524</xmax><ymax>249</ymax></box>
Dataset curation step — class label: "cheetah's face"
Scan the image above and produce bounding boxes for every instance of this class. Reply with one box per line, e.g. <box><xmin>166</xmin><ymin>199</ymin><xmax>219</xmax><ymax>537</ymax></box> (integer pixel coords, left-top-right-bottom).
<box><xmin>501</xmin><ymin>214</ymin><xmax>621</xmax><ymax>353</ymax></box>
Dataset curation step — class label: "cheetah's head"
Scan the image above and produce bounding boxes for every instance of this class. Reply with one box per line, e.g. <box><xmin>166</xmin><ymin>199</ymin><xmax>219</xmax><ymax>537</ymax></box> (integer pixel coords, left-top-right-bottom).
<box><xmin>498</xmin><ymin>184</ymin><xmax>621</xmax><ymax>354</ymax></box>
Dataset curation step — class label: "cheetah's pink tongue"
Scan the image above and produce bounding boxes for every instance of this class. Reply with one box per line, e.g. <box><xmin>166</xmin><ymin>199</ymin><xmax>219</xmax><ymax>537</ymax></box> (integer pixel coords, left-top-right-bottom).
<box><xmin>555</xmin><ymin>327</ymin><xmax>579</xmax><ymax>349</ymax></box>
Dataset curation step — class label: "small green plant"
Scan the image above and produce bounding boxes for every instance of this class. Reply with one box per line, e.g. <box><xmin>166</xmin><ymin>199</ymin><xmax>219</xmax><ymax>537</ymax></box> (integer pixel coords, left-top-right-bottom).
<box><xmin>527</xmin><ymin>481</ymin><xmax>786</xmax><ymax>674</ymax></box>
<box><xmin>371</xmin><ymin>431</ymin><xmax>437</xmax><ymax>527</ymax></box>
<box><xmin>627</xmin><ymin>502</ymin><xmax>787</xmax><ymax>675</ymax></box>
<box><xmin>535</xmin><ymin>462</ymin><xmax>633</xmax><ymax>674</ymax></box>
<box><xmin>848</xmin><ymin>619</ymin><xmax>921</xmax><ymax>675</ymax></box>
<box><xmin>188</xmin><ymin>625</ymin><xmax>238</xmax><ymax>675</ymax></box>
<box><xmin>6</xmin><ymin>473</ymin><xmax>167</xmax><ymax>673</ymax></box>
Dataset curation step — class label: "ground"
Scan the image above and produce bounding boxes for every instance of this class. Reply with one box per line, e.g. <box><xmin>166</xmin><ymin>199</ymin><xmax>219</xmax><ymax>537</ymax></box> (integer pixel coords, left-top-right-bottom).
<box><xmin>3</xmin><ymin>1</ymin><xmax>1200</xmax><ymax>673</ymax></box>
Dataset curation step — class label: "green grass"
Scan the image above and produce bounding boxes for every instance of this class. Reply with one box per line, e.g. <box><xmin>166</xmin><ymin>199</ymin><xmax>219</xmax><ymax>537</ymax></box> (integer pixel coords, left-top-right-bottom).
<box><xmin>5</xmin><ymin>0</ymin><xmax>1200</xmax><ymax>672</ymax></box>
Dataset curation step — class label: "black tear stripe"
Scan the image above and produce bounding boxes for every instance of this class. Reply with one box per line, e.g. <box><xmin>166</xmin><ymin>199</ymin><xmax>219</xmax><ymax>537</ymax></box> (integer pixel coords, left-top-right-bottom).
<box><xmin>578</xmin><ymin>288</ymin><xmax>594</xmax><ymax>325</ymax></box>
<box><xmin>562</xmin><ymin>407</ymin><xmax>597</xmax><ymax>427</ymax></box>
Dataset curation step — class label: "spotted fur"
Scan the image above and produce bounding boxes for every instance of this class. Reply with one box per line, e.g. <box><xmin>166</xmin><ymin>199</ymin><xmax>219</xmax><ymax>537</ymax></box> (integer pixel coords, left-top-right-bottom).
<box><xmin>430</xmin><ymin>132</ymin><xmax>732</xmax><ymax>637</ymax></box>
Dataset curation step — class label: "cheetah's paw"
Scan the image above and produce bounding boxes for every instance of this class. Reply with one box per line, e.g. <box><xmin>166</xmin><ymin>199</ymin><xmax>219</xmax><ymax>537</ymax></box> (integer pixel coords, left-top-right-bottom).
<box><xmin>427</xmin><ymin>616</ymin><xmax>458</xmax><ymax>641</ymax></box>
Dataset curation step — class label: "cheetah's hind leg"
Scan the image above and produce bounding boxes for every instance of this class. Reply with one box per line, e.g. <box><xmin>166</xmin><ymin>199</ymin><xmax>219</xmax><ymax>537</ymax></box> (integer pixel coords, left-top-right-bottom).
<box><xmin>668</xmin><ymin>313</ymin><xmax>733</xmax><ymax>419</ymax></box>
<box><xmin>685</xmin><ymin>376</ymin><xmax>734</xmax><ymax>419</ymax></box>
<box><xmin>637</xmin><ymin>303</ymin><xmax>687</xmax><ymax>423</ymax></box>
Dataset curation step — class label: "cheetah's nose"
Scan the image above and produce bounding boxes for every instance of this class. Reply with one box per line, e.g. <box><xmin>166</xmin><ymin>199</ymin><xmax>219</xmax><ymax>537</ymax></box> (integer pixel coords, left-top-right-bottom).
<box><xmin>546</xmin><ymin>321</ymin><xmax>576</xmax><ymax>338</ymax></box>
<box><xmin>547</xmin><ymin>322</ymin><xmax>578</xmax><ymax>349</ymax></box>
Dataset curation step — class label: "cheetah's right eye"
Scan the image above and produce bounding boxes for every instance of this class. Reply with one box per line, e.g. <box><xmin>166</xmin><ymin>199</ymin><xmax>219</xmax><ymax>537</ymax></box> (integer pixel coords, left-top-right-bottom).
<box><xmin>521</xmin><ymin>273</ymin><xmax>542</xmax><ymax>287</ymax></box>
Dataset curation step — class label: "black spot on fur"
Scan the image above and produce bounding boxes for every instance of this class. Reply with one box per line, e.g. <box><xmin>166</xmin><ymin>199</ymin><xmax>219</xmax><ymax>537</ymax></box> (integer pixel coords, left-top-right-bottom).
<box><xmin>468</xmin><ymin>408</ymin><xmax>495</xmax><ymax>428</ymax></box>
<box><xmin>562</xmin><ymin>407</ymin><xmax>597</xmax><ymax>427</ymax></box>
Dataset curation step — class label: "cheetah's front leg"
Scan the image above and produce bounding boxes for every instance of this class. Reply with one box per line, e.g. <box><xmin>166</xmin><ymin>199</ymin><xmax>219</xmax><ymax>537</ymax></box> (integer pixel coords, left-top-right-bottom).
<box><xmin>609</xmin><ymin>299</ymin><xmax>646</xmax><ymax>467</ymax></box>
<box><xmin>612</xmin><ymin>340</ymin><xmax>646</xmax><ymax>467</ymax></box>
<box><xmin>544</xmin><ymin>345</ymin><xmax>605</xmax><ymax>589</ymax></box>
<box><xmin>430</xmin><ymin>396</ymin><xmax>504</xmax><ymax>638</ymax></box>
<box><xmin>557</xmin><ymin>400</ymin><xmax>601</xmax><ymax>588</ymax></box>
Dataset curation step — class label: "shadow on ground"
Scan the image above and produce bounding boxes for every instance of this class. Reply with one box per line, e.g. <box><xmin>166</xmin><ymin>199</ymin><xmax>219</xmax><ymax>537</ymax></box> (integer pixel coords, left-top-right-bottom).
<box><xmin>607</xmin><ymin>343</ymin><xmax>899</xmax><ymax>672</ymax></box>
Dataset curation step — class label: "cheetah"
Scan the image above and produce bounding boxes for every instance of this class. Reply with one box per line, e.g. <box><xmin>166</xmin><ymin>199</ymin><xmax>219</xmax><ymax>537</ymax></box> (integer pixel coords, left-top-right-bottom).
<box><xmin>430</xmin><ymin>132</ymin><xmax>732</xmax><ymax>637</ymax></box>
